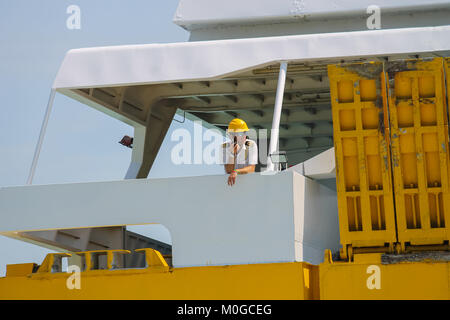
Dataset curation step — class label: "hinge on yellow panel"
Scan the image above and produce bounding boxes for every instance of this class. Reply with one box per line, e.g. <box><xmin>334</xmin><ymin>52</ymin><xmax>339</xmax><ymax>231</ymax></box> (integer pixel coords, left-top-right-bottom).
<box><xmin>339</xmin><ymin>245</ymin><xmax>353</xmax><ymax>262</ymax></box>
<box><xmin>324</xmin><ymin>249</ymin><xmax>334</xmax><ymax>264</ymax></box>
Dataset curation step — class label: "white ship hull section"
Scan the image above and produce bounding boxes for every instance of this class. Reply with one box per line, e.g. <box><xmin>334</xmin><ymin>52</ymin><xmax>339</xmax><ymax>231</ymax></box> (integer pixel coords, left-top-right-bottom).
<box><xmin>0</xmin><ymin>171</ymin><xmax>339</xmax><ymax>267</ymax></box>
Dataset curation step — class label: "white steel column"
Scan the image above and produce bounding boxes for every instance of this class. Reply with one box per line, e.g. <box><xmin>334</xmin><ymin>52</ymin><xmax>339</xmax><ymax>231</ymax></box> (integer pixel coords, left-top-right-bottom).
<box><xmin>266</xmin><ymin>61</ymin><xmax>288</xmax><ymax>172</ymax></box>
<box><xmin>27</xmin><ymin>89</ymin><xmax>57</xmax><ymax>185</ymax></box>
<box><xmin>124</xmin><ymin>124</ymin><xmax>146</xmax><ymax>179</ymax></box>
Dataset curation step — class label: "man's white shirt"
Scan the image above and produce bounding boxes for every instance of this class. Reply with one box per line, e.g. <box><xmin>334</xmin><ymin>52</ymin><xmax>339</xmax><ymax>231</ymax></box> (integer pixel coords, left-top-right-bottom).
<box><xmin>218</xmin><ymin>139</ymin><xmax>258</xmax><ymax>169</ymax></box>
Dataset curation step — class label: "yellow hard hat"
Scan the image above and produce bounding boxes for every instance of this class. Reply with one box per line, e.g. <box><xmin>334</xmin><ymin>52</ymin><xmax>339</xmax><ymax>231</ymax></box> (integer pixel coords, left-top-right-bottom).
<box><xmin>227</xmin><ymin>118</ymin><xmax>249</xmax><ymax>133</ymax></box>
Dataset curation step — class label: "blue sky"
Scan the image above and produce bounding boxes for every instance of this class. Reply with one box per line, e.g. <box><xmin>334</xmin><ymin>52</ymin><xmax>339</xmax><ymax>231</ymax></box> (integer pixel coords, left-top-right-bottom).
<box><xmin>0</xmin><ymin>1</ymin><xmax>224</xmax><ymax>276</ymax></box>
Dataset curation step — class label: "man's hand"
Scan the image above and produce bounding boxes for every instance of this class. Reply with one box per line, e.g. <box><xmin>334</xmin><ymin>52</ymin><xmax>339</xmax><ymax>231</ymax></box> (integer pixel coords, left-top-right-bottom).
<box><xmin>229</xmin><ymin>143</ymin><xmax>239</xmax><ymax>155</ymax></box>
<box><xmin>228</xmin><ymin>171</ymin><xmax>238</xmax><ymax>186</ymax></box>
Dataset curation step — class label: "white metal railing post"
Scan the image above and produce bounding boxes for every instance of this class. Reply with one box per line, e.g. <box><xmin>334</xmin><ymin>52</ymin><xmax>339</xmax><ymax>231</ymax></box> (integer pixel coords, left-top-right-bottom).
<box><xmin>266</xmin><ymin>61</ymin><xmax>288</xmax><ymax>172</ymax></box>
<box><xmin>27</xmin><ymin>89</ymin><xmax>56</xmax><ymax>185</ymax></box>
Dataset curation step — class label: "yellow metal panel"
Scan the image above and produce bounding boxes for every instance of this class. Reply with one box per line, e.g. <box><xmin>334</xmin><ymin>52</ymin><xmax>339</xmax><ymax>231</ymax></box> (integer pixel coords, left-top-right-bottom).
<box><xmin>319</xmin><ymin>251</ymin><xmax>450</xmax><ymax>300</ymax></box>
<box><xmin>388</xmin><ymin>58</ymin><xmax>450</xmax><ymax>247</ymax></box>
<box><xmin>6</xmin><ymin>263</ymin><xmax>37</xmax><ymax>277</ymax></box>
<box><xmin>0</xmin><ymin>260</ymin><xmax>319</xmax><ymax>300</ymax></box>
<box><xmin>328</xmin><ymin>62</ymin><xmax>397</xmax><ymax>257</ymax></box>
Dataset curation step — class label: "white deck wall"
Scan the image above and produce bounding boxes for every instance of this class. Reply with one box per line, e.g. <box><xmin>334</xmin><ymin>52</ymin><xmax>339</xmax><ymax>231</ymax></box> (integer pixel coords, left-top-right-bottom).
<box><xmin>0</xmin><ymin>171</ymin><xmax>339</xmax><ymax>266</ymax></box>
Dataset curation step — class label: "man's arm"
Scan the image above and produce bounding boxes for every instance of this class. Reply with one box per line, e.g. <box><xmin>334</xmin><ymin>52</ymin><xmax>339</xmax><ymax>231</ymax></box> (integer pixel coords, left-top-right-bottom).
<box><xmin>224</xmin><ymin>164</ymin><xmax>255</xmax><ymax>174</ymax></box>
<box><xmin>233</xmin><ymin>165</ymin><xmax>255</xmax><ymax>174</ymax></box>
<box><xmin>226</xmin><ymin>164</ymin><xmax>255</xmax><ymax>186</ymax></box>
<box><xmin>225</xmin><ymin>164</ymin><xmax>234</xmax><ymax>174</ymax></box>
<box><xmin>224</xmin><ymin>143</ymin><xmax>239</xmax><ymax>174</ymax></box>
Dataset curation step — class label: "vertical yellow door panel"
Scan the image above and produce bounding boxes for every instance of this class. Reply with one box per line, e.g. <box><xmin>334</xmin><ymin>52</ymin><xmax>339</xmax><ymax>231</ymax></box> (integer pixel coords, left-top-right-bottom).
<box><xmin>388</xmin><ymin>58</ymin><xmax>450</xmax><ymax>246</ymax></box>
<box><xmin>328</xmin><ymin>62</ymin><xmax>397</xmax><ymax>258</ymax></box>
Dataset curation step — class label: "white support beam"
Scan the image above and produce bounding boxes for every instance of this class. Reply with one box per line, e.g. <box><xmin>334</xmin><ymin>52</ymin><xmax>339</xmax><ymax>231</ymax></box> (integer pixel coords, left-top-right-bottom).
<box><xmin>125</xmin><ymin>124</ymin><xmax>147</xmax><ymax>179</ymax></box>
<box><xmin>124</xmin><ymin>101</ymin><xmax>177</xmax><ymax>179</ymax></box>
<box><xmin>266</xmin><ymin>61</ymin><xmax>288</xmax><ymax>172</ymax></box>
<box><xmin>27</xmin><ymin>89</ymin><xmax>56</xmax><ymax>185</ymax></box>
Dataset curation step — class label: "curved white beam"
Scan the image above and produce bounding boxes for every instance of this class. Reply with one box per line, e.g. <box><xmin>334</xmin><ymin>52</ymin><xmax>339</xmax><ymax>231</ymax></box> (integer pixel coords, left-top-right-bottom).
<box><xmin>53</xmin><ymin>25</ymin><xmax>450</xmax><ymax>90</ymax></box>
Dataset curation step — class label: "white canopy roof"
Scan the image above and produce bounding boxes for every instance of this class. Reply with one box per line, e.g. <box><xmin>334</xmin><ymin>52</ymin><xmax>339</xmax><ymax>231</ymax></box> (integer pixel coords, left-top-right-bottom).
<box><xmin>53</xmin><ymin>25</ymin><xmax>450</xmax><ymax>90</ymax></box>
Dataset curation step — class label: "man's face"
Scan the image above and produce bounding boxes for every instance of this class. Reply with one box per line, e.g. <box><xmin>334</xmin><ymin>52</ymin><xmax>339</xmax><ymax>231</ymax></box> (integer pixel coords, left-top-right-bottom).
<box><xmin>228</xmin><ymin>132</ymin><xmax>246</xmax><ymax>146</ymax></box>
<box><xmin>235</xmin><ymin>135</ymin><xmax>246</xmax><ymax>146</ymax></box>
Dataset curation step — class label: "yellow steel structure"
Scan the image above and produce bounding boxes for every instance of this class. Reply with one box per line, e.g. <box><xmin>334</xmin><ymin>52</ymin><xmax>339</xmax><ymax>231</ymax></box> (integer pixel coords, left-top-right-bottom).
<box><xmin>2</xmin><ymin>248</ymin><xmax>448</xmax><ymax>300</ymax></box>
<box><xmin>319</xmin><ymin>250</ymin><xmax>450</xmax><ymax>300</ymax></box>
<box><xmin>328</xmin><ymin>62</ymin><xmax>397</xmax><ymax>259</ymax></box>
<box><xmin>329</xmin><ymin>57</ymin><xmax>450</xmax><ymax>258</ymax></box>
<box><xmin>388</xmin><ymin>58</ymin><xmax>450</xmax><ymax>249</ymax></box>
<box><xmin>5</xmin><ymin>263</ymin><xmax>37</xmax><ymax>277</ymax></box>
<box><xmin>75</xmin><ymin>249</ymin><xmax>132</xmax><ymax>271</ymax></box>
<box><xmin>318</xmin><ymin>58</ymin><xmax>450</xmax><ymax>300</ymax></box>
<box><xmin>0</xmin><ymin>249</ymin><xmax>319</xmax><ymax>300</ymax></box>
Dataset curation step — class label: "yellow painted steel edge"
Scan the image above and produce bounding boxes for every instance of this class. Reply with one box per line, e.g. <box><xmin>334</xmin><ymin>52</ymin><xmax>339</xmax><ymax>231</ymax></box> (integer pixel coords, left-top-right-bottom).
<box><xmin>0</xmin><ymin>260</ymin><xmax>319</xmax><ymax>300</ymax></box>
<box><xmin>319</xmin><ymin>250</ymin><xmax>450</xmax><ymax>299</ymax></box>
